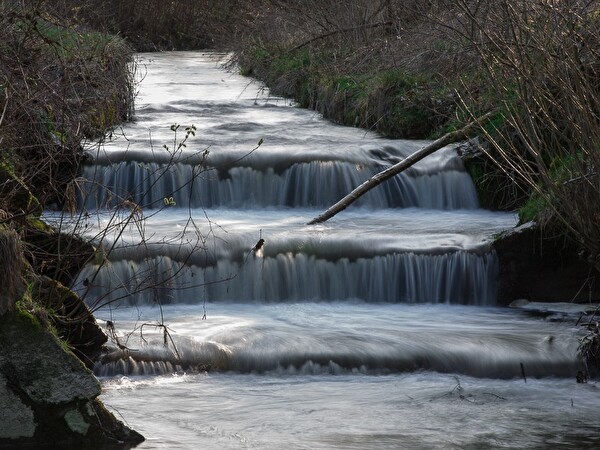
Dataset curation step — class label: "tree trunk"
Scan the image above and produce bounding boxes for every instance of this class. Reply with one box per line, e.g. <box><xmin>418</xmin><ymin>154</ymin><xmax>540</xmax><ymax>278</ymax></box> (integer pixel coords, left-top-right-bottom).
<box><xmin>307</xmin><ymin>111</ymin><xmax>496</xmax><ymax>225</ymax></box>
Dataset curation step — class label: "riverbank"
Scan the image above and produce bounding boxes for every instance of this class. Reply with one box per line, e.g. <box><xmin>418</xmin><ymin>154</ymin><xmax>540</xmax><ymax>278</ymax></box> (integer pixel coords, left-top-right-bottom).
<box><xmin>0</xmin><ymin>3</ymin><xmax>143</xmax><ymax>446</ymax></box>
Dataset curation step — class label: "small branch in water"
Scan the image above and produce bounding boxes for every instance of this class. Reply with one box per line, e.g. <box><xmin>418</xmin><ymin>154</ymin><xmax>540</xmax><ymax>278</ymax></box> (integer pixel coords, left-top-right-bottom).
<box><xmin>483</xmin><ymin>392</ymin><xmax>507</xmax><ymax>400</ymax></box>
<box><xmin>253</xmin><ymin>238</ymin><xmax>265</xmax><ymax>253</ymax></box>
<box><xmin>520</xmin><ymin>362</ymin><xmax>527</xmax><ymax>383</ymax></box>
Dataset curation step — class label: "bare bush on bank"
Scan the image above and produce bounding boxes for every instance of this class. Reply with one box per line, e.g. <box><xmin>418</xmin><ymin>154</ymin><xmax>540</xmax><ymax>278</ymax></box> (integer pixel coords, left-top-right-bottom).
<box><xmin>0</xmin><ymin>0</ymin><xmax>136</xmax><ymax>358</ymax></box>
<box><xmin>43</xmin><ymin>0</ymin><xmax>265</xmax><ymax>50</ymax></box>
<box><xmin>439</xmin><ymin>1</ymin><xmax>600</xmax><ymax>266</ymax></box>
<box><xmin>437</xmin><ymin>0</ymin><xmax>600</xmax><ymax>371</ymax></box>
<box><xmin>0</xmin><ymin>1</ymin><xmax>134</xmax><ymax>218</ymax></box>
<box><xmin>230</xmin><ymin>1</ymin><xmax>487</xmax><ymax>139</ymax></box>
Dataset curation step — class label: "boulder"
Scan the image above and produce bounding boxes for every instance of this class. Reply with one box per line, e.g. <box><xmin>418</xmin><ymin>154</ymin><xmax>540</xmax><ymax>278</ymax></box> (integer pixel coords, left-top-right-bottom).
<box><xmin>0</xmin><ymin>312</ymin><xmax>144</xmax><ymax>447</ymax></box>
<box><xmin>32</xmin><ymin>275</ymin><xmax>107</xmax><ymax>368</ymax></box>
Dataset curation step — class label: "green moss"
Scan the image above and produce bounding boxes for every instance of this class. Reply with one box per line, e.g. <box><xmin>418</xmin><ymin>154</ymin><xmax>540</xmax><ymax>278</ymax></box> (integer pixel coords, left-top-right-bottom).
<box><xmin>32</xmin><ymin>19</ymin><xmax>115</xmax><ymax>59</ymax></box>
<box><xmin>26</xmin><ymin>217</ymin><xmax>52</xmax><ymax>232</ymax></box>
<box><xmin>14</xmin><ymin>308</ymin><xmax>42</xmax><ymax>330</ymax></box>
<box><xmin>15</xmin><ymin>282</ymin><xmax>73</xmax><ymax>355</ymax></box>
<box><xmin>16</xmin><ymin>283</ymin><xmax>44</xmax><ymax>326</ymax></box>
<box><xmin>519</xmin><ymin>193</ymin><xmax>548</xmax><ymax>223</ymax></box>
<box><xmin>0</xmin><ymin>161</ymin><xmax>42</xmax><ymax>216</ymax></box>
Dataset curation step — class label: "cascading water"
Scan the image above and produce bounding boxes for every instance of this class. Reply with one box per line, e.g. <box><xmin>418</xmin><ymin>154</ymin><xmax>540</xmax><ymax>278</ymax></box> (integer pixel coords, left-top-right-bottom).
<box><xmin>71</xmin><ymin>51</ymin><xmax>498</xmax><ymax>307</ymax></box>
<box><xmin>46</xmin><ymin>52</ymin><xmax>600</xmax><ymax>449</ymax></box>
<box><xmin>80</xmin><ymin>159</ymin><xmax>479</xmax><ymax>210</ymax></box>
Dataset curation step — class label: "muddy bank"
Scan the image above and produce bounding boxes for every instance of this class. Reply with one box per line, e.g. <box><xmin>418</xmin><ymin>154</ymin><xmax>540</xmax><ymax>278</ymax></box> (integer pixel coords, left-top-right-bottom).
<box><xmin>495</xmin><ymin>223</ymin><xmax>600</xmax><ymax>305</ymax></box>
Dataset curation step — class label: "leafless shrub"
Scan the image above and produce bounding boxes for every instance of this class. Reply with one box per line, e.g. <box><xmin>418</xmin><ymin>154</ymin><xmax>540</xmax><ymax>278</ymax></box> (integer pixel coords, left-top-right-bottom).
<box><xmin>0</xmin><ymin>1</ymin><xmax>134</xmax><ymax>215</ymax></box>
<box><xmin>45</xmin><ymin>0</ymin><xmax>263</xmax><ymax>50</ymax></box>
<box><xmin>445</xmin><ymin>0</ymin><xmax>600</xmax><ymax>269</ymax></box>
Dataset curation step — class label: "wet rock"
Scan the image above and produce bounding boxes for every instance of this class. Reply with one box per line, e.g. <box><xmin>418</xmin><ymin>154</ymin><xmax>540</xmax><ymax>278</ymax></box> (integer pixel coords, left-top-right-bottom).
<box><xmin>0</xmin><ymin>312</ymin><xmax>144</xmax><ymax>448</ymax></box>
<box><xmin>494</xmin><ymin>222</ymin><xmax>600</xmax><ymax>305</ymax></box>
<box><xmin>456</xmin><ymin>136</ymin><xmax>484</xmax><ymax>159</ymax></box>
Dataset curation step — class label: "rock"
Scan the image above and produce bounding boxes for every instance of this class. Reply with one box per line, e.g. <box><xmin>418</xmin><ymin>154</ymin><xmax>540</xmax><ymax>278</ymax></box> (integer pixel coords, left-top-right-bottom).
<box><xmin>0</xmin><ymin>312</ymin><xmax>144</xmax><ymax>447</ymax></box>
<box><xmin>0</xmin><ymin>373</ymin><xmax>35</xmax><ymax>440</ymax></box>
<box><xmin>32</xmin><ymin>275</ymin><xmax>108</xmax><ymax>368</ymax></box>
<box><xmin>456</xmin><ymin>136</ymin><xmax>484</xmax><ymax>159</ymax></box>
<box><xmin>494</xmin><ymin>222</ymin><xmax>600</xmax><ymax>305</ymax></box>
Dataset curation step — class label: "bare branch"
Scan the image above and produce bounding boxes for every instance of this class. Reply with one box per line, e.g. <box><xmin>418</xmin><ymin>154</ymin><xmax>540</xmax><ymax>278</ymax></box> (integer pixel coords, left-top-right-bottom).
<box><xmin>308</xmin><ymin>110</ymin><xmax>497</xmax><ymax>225</ymax></box>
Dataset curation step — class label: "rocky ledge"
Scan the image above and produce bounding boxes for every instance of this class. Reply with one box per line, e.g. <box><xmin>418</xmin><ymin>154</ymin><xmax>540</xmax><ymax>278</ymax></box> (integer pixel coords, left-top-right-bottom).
<box><xmin>494</xmin><ymin>222</ymin><xmax>600</xmax><ymax>305</ymax></box>
<box><xmin>0</xmin><ymin>311</ymin><xmax>144</xmax><ymax>448</ymax></box>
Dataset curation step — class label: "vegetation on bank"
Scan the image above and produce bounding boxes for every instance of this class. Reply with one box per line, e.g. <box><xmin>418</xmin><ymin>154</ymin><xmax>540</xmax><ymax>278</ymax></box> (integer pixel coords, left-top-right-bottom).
<box><xmin>0</xmin><ymin>2</ymin><xmax>144</xmax><ymax>444</ymax></box>
<box><xmin>0</xmin><ymin>1</ymin><xmax>133</xmax><ymax>353</ymax></box>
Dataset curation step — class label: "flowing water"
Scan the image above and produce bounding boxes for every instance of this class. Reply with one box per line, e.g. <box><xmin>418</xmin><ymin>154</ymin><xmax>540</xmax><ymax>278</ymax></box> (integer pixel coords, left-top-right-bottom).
<box><xmin>49</xmin><ymin>52</ymin><xmax>600</xmax><ymax>448</ymax></box>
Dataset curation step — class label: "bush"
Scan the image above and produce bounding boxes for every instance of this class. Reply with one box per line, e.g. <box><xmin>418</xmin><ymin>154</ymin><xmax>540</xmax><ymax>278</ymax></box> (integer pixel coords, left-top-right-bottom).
<box><xmin>451</xmin><ymin>0</ymin><xmax>600</xmax><ymax>268</ymax></box>
<box><xmin>0</xmin><ymin>2</ymin><xmax>134</xmax><ymax>213</ymax></box>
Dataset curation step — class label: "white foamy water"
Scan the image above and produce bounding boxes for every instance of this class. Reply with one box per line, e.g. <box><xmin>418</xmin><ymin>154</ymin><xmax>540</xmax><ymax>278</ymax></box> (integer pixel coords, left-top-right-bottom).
<box><xmin>56</xmin><ymin>51</ymin><xmax>600</xmax><ymax>448</ymax></box>
<box><xmin>96</xmin><ymin>304</ymin><xmax>598</xmax><ymax>449</ymax></box>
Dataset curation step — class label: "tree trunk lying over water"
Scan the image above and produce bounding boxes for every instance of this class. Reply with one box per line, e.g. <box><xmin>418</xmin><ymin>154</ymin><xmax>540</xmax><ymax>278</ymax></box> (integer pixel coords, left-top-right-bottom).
<box><xmin>308</xmin><ymin>112</ymin><xmax>496</xmax><ymax>225</ymax></box>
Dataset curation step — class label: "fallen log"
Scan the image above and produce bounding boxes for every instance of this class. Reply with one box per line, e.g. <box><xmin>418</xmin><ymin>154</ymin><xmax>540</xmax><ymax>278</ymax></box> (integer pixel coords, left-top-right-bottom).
<box><xmin>307</xmin><ymin>111</ymin><xmax>496</xmax><ymax>225</ymax></box>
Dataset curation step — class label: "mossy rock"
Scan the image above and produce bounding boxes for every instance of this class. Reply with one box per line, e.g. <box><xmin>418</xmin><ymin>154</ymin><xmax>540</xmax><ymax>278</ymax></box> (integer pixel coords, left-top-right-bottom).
<box><xmin>0</xmin><ymin>312</ymin><xmax>143</xmax><ymax>447</ymax></box>
<box><xmin>31</xmin><ymin>275</ymin><xmax>108</xmax><ymax>368</ymax></box>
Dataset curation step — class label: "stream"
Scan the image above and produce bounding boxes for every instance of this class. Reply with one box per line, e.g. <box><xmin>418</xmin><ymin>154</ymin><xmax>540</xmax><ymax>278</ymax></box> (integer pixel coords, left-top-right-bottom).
<box><xmin>46</xmin><ymin>51</ymin><xmax>600</xmax><ymax>449</ymax></box>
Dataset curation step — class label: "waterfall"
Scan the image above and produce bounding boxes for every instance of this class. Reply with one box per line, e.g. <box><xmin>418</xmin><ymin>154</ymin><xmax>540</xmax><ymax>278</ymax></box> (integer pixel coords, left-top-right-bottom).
<box><xmin>75</xmin><ymin>247</ymin><xmax>498</xmax><ymax>307</ymax></box>
<box><xmin>63</xmin><ymin>51</ymin><xmax>515</xmax><ymax>311</ymax></box>
<box><xmin>65</xmin><ymin>53</ymin><xmax>592</xmax><ymax>450</ymax></box>
<box><xmin>79</xmin><ymin>158</ymin><xmax>479</xmax><ymax>210</ymax></box>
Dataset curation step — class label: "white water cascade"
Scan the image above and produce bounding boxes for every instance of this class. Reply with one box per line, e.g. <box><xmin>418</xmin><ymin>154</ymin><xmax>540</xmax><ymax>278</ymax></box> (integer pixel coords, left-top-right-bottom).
<box><xmin>68</xmin><ymin>50</ymin><xmax>506</xmax><ymax>307</ymax></box>
<box><xmin>44</xmin><ymin>52</ymin><xmax>600</xmax><ymax>450</ymax></box>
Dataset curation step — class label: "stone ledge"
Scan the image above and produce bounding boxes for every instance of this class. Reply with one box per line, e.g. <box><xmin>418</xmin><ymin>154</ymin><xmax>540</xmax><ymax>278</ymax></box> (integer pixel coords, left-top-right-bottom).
<box><xmin>494</xmin><ymin>223</ymin><xmax>600</xmax><ymax>305</ymax></box>
<box><xmin>0</xmin><ymin>312</ymin><xmax>143</xmax><ymax>448</ymax></box>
